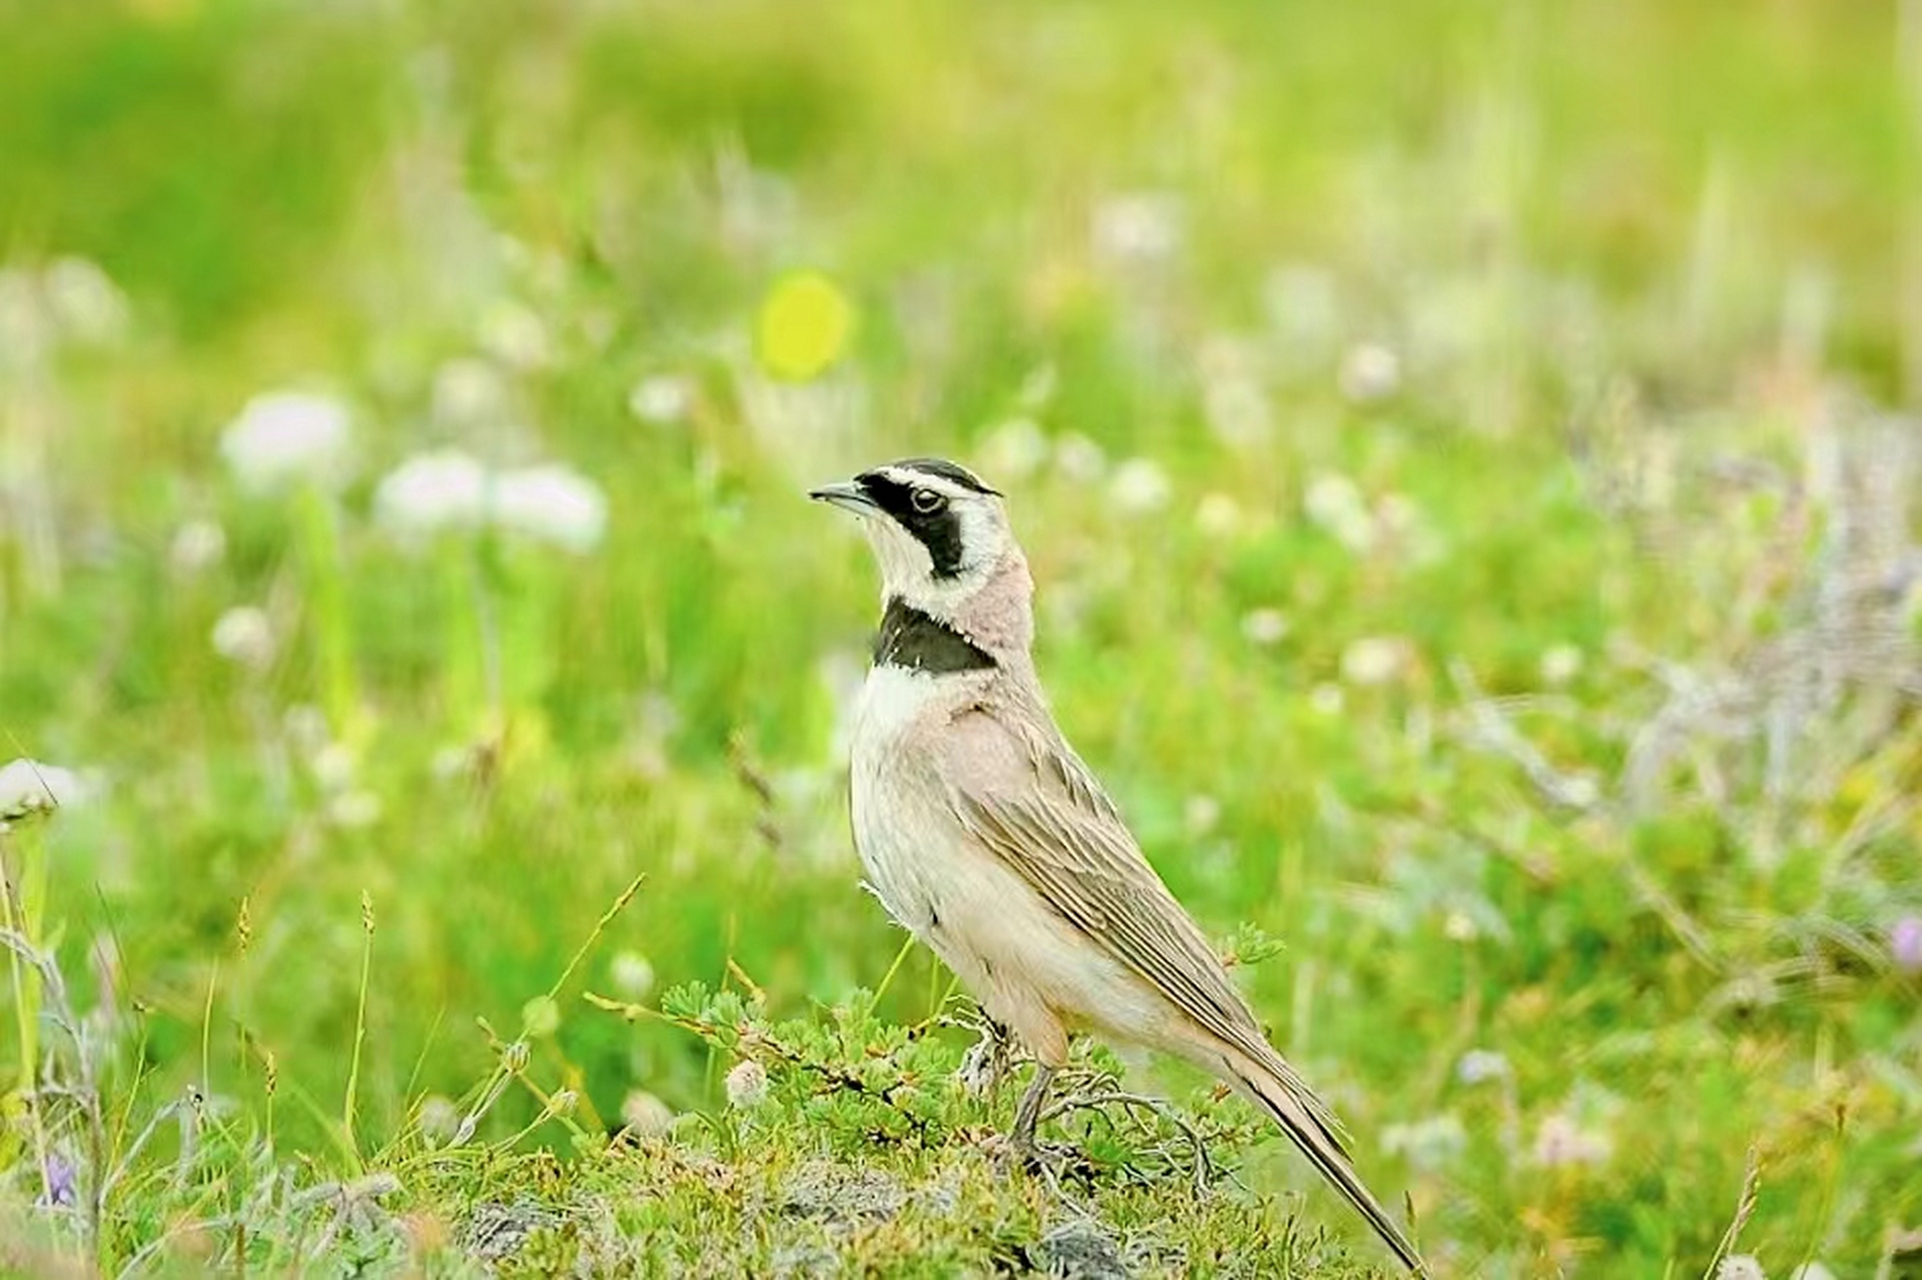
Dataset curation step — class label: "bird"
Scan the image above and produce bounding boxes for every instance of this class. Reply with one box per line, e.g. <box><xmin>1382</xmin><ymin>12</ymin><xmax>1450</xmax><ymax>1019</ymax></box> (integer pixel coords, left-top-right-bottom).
<box><xmin>809</xmin><ymin>456</ymin><xmax>1426</xmax><ymax>1274</ymax></box>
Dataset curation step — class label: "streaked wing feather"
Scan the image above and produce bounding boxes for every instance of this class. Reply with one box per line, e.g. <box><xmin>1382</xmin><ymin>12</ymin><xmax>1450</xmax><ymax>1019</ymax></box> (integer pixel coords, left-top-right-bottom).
<box><xmin>941</xmin><ymin>707</ymin><xmax>1345</xmax><ymax>1146</ymax></box>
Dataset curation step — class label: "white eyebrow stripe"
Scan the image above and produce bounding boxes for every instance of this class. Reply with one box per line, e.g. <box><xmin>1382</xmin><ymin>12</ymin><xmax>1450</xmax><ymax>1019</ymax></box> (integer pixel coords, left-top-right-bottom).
<box><xmin>879</xmin><ymin>467</ymin><xmax>974</xmax><ymax>498</ymax></box>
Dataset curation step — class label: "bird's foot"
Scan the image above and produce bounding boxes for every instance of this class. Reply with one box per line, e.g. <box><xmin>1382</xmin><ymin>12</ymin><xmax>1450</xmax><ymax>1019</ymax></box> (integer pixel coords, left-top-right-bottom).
<box><xmin>954</xmin><ymin>1021</ymin><xmax>1014</xmax><ymax>1097</ymax></box>
<box><xmin>981</xmin><ymin>1131</ymin><xmax>1093</xmax><ymax>1189</ymax></box>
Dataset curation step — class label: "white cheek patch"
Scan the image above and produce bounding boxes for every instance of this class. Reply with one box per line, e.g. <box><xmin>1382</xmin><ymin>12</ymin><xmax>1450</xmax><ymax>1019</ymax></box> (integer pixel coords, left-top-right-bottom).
<box><xmin>857</xmin><ymin>495</ymin><xmax>1010</xmax><ymax>620</ymax></box>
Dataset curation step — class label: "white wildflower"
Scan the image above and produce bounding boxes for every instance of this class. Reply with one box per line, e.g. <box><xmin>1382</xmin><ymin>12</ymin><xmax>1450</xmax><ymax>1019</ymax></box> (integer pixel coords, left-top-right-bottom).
<box><xmin>1053</xmin><ymin>433</ymin><xmax>1108</xmax><ymax>483</ymax></box>
<box><xmin>1194</xmin><ymin>492</ymin><xmax>1242</xmax><ymax>539</ymax></box>
<box><xmin>628</xmin><ymin>374</ymin><xmax>695</xmax><ymax>424</ymax></box>
<box><xmin>724</xmin><ymin>1059</ymin><xmax>769</xmax><ymax>1109</ymax></box>
<box><xmin>1378</xmin><ymin>1113</ymin><xmax>1467</xmax><ymax>1171</ymax></box>
<box><xmin>373</xmin><ymin>449</ymin><xmax>489</xmax><ymax>539</ymax></box>
<box><xmin>1456</xmin><ymin>1049</ymin><xmax>1511</xmax><ymax>1085</ymax></box>
<box><xmin>492</xmin><ymin>464</ymin><xmax>608</xmax><ymax>553</ymax></box>
<box><xmin>311</xmin><ymin>742</ymin><xmax>356</xmax><ymax>792</ymax></box>
<box><xmin>1340</xmin><ymin>636</ymin><xmax>1412</xmax><ymax>687</ymax></box>
<box><xmin>327</xmin><ymin>791</ymin><xmax>382</xmax><ymax>829</ymax></box>
<box><xmin>1308</xmin><ymin>683</ymin><xmax>1344</xmax><ymax>716</ymax></box>
<box><xmin>1092</xmin><ymin>192</ymin><xmax>1182</xmax><ymax>264</ymax></box>
<box><xmin>621</xmin><ymin>1091</ymin><xmax>675</xmax><ymax>1135</ymax></box>
<box><xmin>1204</xmin><ymin>377</ymin><xmax>1272</xmax><ymax>448</ymax></box>
<box><xmin>1240</xmin><ymin>608</ymin><xmax>1290</xmax><ymax>646</ymax></box>
<box><xmin>1540</xmin><ymin>644</ymin><xmax>1584</xmax><ymax>686</ymax></box>
<box><xmin>417</xmin><ymin>1094</ymin><xmax>460</xmax><ymax>1143</ymax></box>
<box><xmin>1108</xmin><ymin>457</ymin><xmax>1171</xmax><ymax>515</ymax></box>
<box><xmin>0</xmin><ymin>760</ymin><xmax>86</xmax><ymax>816</ymax></box>
<box><xmin>479</xmin><ymin>301</ymin><xmax>550</xmax><ymax>369</ymax></box>
<box><xmin>1339</xmin><ymin>341</ymin><xmax>1401</xmax><ymax>404</ymax></box>
<box><xmin>43</xmin><ymin>257</ymin><xmax>129</xmax><ymax>345</ymax></box>
<box><xmin>978</xmin><ymin>417</ymin><xmax>1050</xmax><ymax>482</ymax></box>
<box><xmin>211</xmin><ymin>606</ymin><xmax>275</xmax><ymax>670</ymax></box>
<box><xmin>1183</xmin><ymin>795</ymin><xmax>1221</xmax><ymax>837</ymax></box>
<box><xmin>169</xmin><ymin>519</ymin><xmax>227</xmax><ymax>575</ymax></box>
<box><xmin>608</xmin><ymin>950</ymin><xmax>656</xmax><ymax>1001</ymax></box>
<box><xmin>220</xmin><ymin>391</ymin><xmax>352</xmax><ymax>493</ymax></box>
<box><xmin>282</xmin><ymin>704</ymin><xmax>330</xmax><ymax>758</ymax></box>
<box><xmin>1716</xmin><ymin>1257</ymin><xmax>1767</xmax><ymax>1280</ymax></box>
<box><xmin>1532</xmin><ymin>1112</ymin><xmax>1612</xmax><ymax>1168</ymax></box>
<box><xmin>1303</xmin><ymin>473</ymin><xmax>1376</xmax><ymax>552</ymax></box>
<box><xmin>431</xmin><ymin>358</ymin><xmax>510</xmax><ymax>428</ymax></box>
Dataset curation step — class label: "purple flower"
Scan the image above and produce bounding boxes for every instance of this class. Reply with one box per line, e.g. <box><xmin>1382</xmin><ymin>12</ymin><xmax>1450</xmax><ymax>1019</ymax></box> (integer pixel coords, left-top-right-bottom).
<box><xmin>1892</xmin><ymin>915</ymin><xmax>1922</xmax><ymax>975</ymax></box>
<box><xmin>38</xmin><ymin>1152</ymin><xmax>77</xmax><ymax>1209</ymax></box>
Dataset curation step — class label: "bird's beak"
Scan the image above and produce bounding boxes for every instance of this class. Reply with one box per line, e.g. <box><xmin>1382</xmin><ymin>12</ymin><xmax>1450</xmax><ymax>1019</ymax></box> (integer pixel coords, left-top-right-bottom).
<box><xmin>808</xmin><ymin>479</ymin><xmax>877</xmax><ymax>515</ymax></box>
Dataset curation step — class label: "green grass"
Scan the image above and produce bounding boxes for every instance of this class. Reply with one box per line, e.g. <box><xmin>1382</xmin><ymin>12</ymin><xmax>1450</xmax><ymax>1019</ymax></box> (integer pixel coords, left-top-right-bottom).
<box><xmin>1</xmin><ymin>0</ymin><xmax>1920</xmax><ymax>1274</ymax></box>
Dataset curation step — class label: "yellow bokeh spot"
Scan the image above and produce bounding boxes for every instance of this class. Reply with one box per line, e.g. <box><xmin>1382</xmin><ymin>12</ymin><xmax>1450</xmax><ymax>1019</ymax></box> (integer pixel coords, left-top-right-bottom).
<box><xmin>756</xmin><ymin>270</ymin><xmax>855</xmax><ymax>381</ymax></box>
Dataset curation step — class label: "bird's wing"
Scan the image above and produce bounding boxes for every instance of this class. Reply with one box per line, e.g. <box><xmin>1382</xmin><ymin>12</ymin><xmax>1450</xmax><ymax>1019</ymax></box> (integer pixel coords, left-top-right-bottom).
<box><xmin>936</xmin><ymin>702</ymin><xmax>1345</xmax><ymax>1146</ymax></box>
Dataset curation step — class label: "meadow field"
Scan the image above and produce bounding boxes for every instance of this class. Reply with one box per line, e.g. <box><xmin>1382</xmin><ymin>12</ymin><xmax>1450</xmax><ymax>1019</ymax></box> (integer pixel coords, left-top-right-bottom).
<box><xmin>1</xmin><ymin>1</ymin><xmax>1919</xmax><ymax>1274</ymax></box>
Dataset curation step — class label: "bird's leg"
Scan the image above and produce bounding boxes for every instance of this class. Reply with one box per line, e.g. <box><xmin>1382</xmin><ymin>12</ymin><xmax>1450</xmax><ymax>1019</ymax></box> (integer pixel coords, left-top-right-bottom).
<box><xmin>1009</xmin><ymin>1062</ymin><xmax>1057</xmax><ymax>1163</ymax></box>
<box><xmin>955</xmin><ymin>1017</ymin><xmax>1013</xmax><ymax>1096</ymax></box>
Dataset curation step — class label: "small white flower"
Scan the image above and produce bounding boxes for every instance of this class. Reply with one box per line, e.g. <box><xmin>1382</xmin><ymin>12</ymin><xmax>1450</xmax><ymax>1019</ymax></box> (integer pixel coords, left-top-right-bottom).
<box><xmin>282</xmin><ymin>704</ymin><xmax>330</xmax><ymax>757</ymax></box>
<box><xmin>374</xmin><ymin>449</ymin><xmax>489</xmax><ymax>539</ymax></box>
<box><xmin>0</xmin><ymin>760</ymin><xmax>86</xmax><ymax>816</ymax></box>
<box><xmin>327</xmin><ymin>791</ymin><xmax>382</xmax><ymax>829</ymax></box>
<box><xmin>1532</xmin><ymin>1112</ymin><xmax>1612</xmax><ymax>1167</ymax></box>
<box><xmin>1340</xmin><ymin>636</ymin><xmax>1412</xmax><ymax>687</ymax></box>
<box><xmin>1456</xmin><ymin>1049</ymin><xmax>1511</xmax><ymax>1085</ymax></box>
<box><xmin>1240</xmin><ymin>608</ymin><xmax>1290</xmax><ymax>646</ymax></box>
<box><xmin>1108</xmin><ymin>457</ymin><xmax>1171</xmax><ymax>515</ymax></box>
<box><xmin>1183</xmin><ymin>795</ymin><xmax>1221</xmax><ymax>837</ymax></box>
<box><xmin>311</xmin><ymin>742</ymin><xmax>357</xmax><ymax>792</ymax></box>
<box><xmin>1378</xmin><ymin>1113</ymin><xmax>1467</xmax><ymax>1171</ymax></box>
<box><xmin>1204</xmin><ymin>378</ymin><xmax>1273</xmax><ymax>449</ymax></box>
<box><xmin>44</xmin><ymin>257</ymin><xmax>129</xmax><ymax>345</ymax></box>
<box><xmin>220</xmin><ymin>391</ymin><xmax>353</xmax><ymax>493</ymax></box>
<box><xmin>608</xmin><ymin>950</ymin><xmax>656</xmax><ymax>1001</ymax></box>
<box><xmin>628</xmin><ymin>374</ymin><xmax>695</xmax><ymax>424</ymax></box>
<box><xmin>1053</xmin><ymin>433</ymin><xmax>1108</xmax><ymax>483</ymax></box>
<box><xmin>1304</xmin><ymin>473</ymin><xmax>1376</xmax><ymax>553</ymax></box>
<box><xmin>621</xmin><ymin>1090</ymin><xmax>675</xmax><ymax>1135</ymax></box>
<box><xmin>479</xmin><ymin>302</ymin><xmax>550</xmax><ymax>369</ymax></box>
<box><xmin>492</xmin><ymin>464</ymin><xmax>608</xmax><ymax>553</ymax></box>
<box><xmin>1716</xmin><ymin>1257</ymin><xmax>1767</xmax><ymax>1280</ymax></box>
<box><xmin>1540</xmin><ymin>644</ymin><xmax>1584</xmax><ymax>686</ymax></box>
<box><xmin>1092</xmin><ymin>192</ymin><xmax>1182</xmax><ymax>263</ymax></box>
<box><xmin>724</xmin><ymin>1059</ymin><xmax>769</xmax><ymax>1109</ymax></box>
<box><xmin>1194</xmin><ymin>493</ymin><xmax>1242</xmax><ymax>539</ymax></box>
<box><xmin>169</xmin><ymin>520</ymin><xmax>227</xmax><ymax>575</ymax></box>
<box><xmin>978</xmin><ymin>417</ymin><xmax>1050</xmax><ymax>481</ymax></box>
<box><xmin>1339</xmin><ymin>341</ymin><xmax>1401</xmax><ymax>404</ymax></box>
<box><xmin>1308</xmin><ymin>683</ymin><xmax>1344</xmax><ymax>716</ymax></box>
<box><xmin>211</xmin><ymin>606</ymin><xmax>275</xmax><ymax>670</ymax></box>
<box><xmin>431</xmin><ymin>358</ymin><xmax>510</xmax><ymax>428</ymax></box>
<box><xmin>417</xmin><ymin>1094</ymin><xmax>460</xmax><ymax>1143</ymax></box>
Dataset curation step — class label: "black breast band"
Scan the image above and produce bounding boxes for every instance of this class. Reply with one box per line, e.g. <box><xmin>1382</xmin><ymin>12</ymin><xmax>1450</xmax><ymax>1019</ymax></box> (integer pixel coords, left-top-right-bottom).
<box><xmin>873</xmin><ymin>597</ymin><xmax>996</xmax><ymax>674</ymax></box>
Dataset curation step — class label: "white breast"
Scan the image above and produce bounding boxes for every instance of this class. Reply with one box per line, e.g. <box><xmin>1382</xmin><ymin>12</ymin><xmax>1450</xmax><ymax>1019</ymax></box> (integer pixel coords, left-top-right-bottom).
<box><xmin>847</xmin><ymin>665</ymin><xmax>947</xmax><ymax>932</ymax></box>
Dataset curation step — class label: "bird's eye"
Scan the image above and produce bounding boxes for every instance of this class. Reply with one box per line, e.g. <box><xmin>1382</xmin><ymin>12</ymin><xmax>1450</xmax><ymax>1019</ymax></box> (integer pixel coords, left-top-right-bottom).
<box><xmin>910</xmin><ymin>488</ymin><xmax>946</xmax><ymax>515</ymax></box>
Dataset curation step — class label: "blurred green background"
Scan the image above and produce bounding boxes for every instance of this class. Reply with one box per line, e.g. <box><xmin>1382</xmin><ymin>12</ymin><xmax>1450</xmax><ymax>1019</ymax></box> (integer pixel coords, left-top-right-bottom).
<box><xmin>1</xmin><ymin>0</ymin><xmax>1919</xmax><ymax>1273</ymax></box>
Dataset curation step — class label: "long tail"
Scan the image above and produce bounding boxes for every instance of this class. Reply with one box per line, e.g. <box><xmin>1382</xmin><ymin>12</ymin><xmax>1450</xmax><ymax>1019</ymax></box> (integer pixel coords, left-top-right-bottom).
<box><xmin>1230</xmin><ymin>1052</ymin><xmax>1427</xmax><ymax>1275</ymax></box>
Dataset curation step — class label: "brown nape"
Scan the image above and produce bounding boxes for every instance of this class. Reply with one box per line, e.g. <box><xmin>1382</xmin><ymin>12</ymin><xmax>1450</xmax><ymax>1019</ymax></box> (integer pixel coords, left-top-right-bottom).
<box><xmin>948</xmin><ymin>549</ymin><xmax>1036</xmax><ymax>658</ymax></box>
